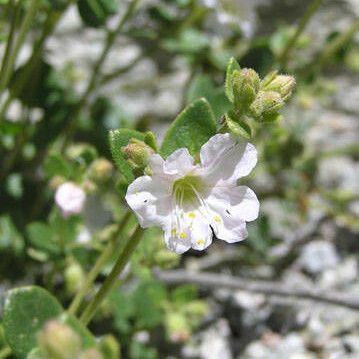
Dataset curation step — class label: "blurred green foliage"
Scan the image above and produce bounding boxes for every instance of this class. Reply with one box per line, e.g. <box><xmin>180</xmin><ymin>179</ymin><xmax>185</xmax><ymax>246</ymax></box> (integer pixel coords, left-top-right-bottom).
<box><xmin>0</xmin><ymin>0</ymin><xmax>358</xmax><ymax>358</ymax></box>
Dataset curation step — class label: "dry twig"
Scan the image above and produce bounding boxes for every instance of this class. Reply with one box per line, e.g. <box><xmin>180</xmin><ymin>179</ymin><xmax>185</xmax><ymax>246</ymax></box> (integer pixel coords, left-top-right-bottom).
<box><xmin>155</xmin><ymin>269</ymin><xmax>359</xmax><ymax>310</ymax></box>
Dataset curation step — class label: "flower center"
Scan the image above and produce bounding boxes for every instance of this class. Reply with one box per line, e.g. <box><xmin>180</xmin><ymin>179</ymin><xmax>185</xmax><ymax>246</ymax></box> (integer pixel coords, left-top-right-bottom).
<box><xmin>172</xmin><ymin>175</ymin><xmax>205</xmax><ymax>205</ymax></box>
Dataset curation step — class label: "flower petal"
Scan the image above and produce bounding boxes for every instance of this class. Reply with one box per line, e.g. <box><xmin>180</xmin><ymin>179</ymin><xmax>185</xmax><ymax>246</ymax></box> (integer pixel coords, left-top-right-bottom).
<box><xmin>199</xmin><ymin>133</ymin><xmax>257</xmax><ymax>186</ymax></box>
<box><xmin>164</xmin><ymin>222</ymin><xmax>192</xmax><ymax>254</ymax></box>
<box><xmin>214</xmin><ymin>216</ymin><xmax>248</xmax><ymax>243</ymax></box>
<box><xmin>125</xmin><ymin>176</ymin><xmax>172</xmax><ymax>228</ymax></box>
<box><xmin>163</xmin><ymin>148</ymin><xmax>196</xmax><ymax>177</ymax></box>
<box><xmin>187</xmin><ymin>210</ymin><xmax>213</xmax><ymax>251</ymax></box>
<box><xmin>163</xmin><ymin>208</ymin><xmax>212</xmax><ymax>253</ymax></box>
<box><xmin>148</xmin><ymin>154</ymin><xmax>165</xmax><ymax>175</ymax></box>
<box><xmin>206</xmin><ymin>186</ymin><xmax>259</xmax><ymax>222</ymax></box>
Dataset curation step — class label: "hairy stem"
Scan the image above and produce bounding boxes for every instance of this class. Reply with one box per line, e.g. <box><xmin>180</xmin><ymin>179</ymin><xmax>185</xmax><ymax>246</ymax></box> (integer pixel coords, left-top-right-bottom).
<box><xmin>0</xmin><ymin>0</ymin><xmax>21</xmax><ymax>84</ymax></box>
<box><xmin>80</xmin><ymin>225</ymin><xmax>144</xmax><ymax>326</ymax></box>
<box><xmin>68</xmin><ymin>211</ymin><xmax>132</xmax><ymax>315</ymax></box>
<box><xmin>0</xmin><ymin>10</ymin><xmax>62</xmax><ymax>121</ymax></box>
<box><xmin>0</xmin><ymin>0</ymin><xmax>41</xmax><ymax>94</ymax></box>
<box><xmin>276</xmin><ymin>0</ymin><xmax>322</xmax><ymax>68</ymax></box>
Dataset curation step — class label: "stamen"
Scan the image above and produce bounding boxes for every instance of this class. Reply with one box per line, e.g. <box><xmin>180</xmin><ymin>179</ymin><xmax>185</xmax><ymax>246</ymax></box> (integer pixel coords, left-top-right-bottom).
<box><xmin>179</xmin><ymin>232</ymin><xmax>187</xmax><ymax>239</ymax></box>
<box><xmin>213</xmin><ymin>215</ymin><xmax>221</xmax><ymax>223</ymax></box>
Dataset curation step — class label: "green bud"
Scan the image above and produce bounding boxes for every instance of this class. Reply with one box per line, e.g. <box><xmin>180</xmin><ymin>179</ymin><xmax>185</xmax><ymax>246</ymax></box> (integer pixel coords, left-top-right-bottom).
<box><xmin>121</xmin><ymin>139</ymin><xmax>154</xmax><ymax>170</ymax></box>
<box><xmin>155</xmin><ymin>249</ymin><xmax>180</xmax><ymax>268</ymax></box>
<box><xmin>98</xmin><ymin>335</ymin><xmax>120</xmax><ymax>359</ymax></box>
<box><xmin>262</xmin><ymin>74</ymin><xmax>296</xmax><ymax>101</ymax></box>
<box><xmin>39</xmin><ymin>321</ymin><xmax>81</xmax><ymax>359</ymax></box>
<box><xmin>89</xmin><ymin>158</ymin><xmax>113</xmax><ymax>182</ymax></box>
<box><xmin>232</xmin><ymin>68</ymin><xmax>260</xmax><ymax>108</ymax></box>
<box><xmin>165</xmin><ymin>313</ymin><xmax>190</xmax><ymax>343</ymax></box>
<box><xmin>80</xmin><ymin>349</ymin><xmax>104</xmax><ymax>359</ymax></box>
<box><xmin>249</xmin><ymin>90</ymin><xmax>284</xmax><ymax>118</ymax></box>
<box><xmin>65</xmin><ymin>262</ymin><xmax>84</xmax><ymax>295</ymax></box>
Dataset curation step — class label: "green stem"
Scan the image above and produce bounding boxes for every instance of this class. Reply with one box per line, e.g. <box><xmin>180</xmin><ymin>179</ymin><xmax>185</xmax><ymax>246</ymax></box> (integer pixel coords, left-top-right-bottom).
<box><xmin>68</xmin><ymin>211</ymin><xmax>132</xmax><ymax>315</ymax></box>
<box><xmin>0</xmin><ymin>0</ymin><xmax>21</xmax><ymax>83</ymax></box>
<box><xmin>80</xmin><ymin>224</ymin><xmax>144</xmax><ymax>326</ymax></box>
<box><xmin>0</xmin><ymin>347</ymin><xmax>11</xmax><ymax>359</ymax></box>
<box><xmin>276</xmin><ymin>0</ymin><xmax>322</xmax><ymax>68</ymax></box>
<box><xmin>0</xmin><ymin>10</ymin><xmax>61</xmax><ymax>121</ymax></box>
<box><xmin>0</xmin><ymin>0</ymin><xmax>41</xmax><ymax>94</ymax></box>
<box><xmin>60</xmin><ymin>0</ymin><xmax>140</xmax><ymax>151</ymax></box>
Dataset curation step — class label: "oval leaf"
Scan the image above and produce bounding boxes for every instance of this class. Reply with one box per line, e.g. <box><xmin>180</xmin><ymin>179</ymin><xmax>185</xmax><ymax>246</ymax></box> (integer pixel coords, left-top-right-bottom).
<box><xmin>3</xmin><ymin>286</ymin><xmax>63</xmax><ymax>358</ymax></box>
<box><xmin>160</xmin><ymin>98</ymin><xmax>217</xmax><ymax>158</ymax></box>
<box><xmin>225</xmin><ymin>57</ymin><xmax>241</xmax><ymax>102</ymax></box>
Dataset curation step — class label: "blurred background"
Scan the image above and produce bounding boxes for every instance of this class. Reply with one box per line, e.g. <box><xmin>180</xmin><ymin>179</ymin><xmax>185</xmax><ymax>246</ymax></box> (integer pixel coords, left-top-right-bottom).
<box><xmin>0</xmin><ymin>0</ymin><xmax>358</xmax><ymax>358</ymax></box>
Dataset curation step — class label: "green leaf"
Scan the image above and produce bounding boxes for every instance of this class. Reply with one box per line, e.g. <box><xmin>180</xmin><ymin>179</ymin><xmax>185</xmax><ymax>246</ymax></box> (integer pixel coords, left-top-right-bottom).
<box><xmin>27</xmin><ymin>222</ymin><xmax>61</xmax><ymax>256</ymax></box>
<box><xmin>132</xmin><ymin>280</ymin><xmax>166</xmax><ymax>328</ymax></box>
<box><xmin>43</xmin><ymin>153</ymin><xmax>72</xmax><ymax>179</ymax></box>
<box><xmin>160</xmin><ymin>98</ymin><xmax>217</xmax><ymax>158</ymax></box>
<box><xmin>77</xmin><ymin>0</ymin><xmax>118</xmax><ymax>27</ymax></box>
<box><xmin>0</xmin><ymin>215</ymin><xmax>24</xmax><ymax>255</ymax></box>
<box><xmin>109</xmin><ymin>128</ymin><xmax>145</xmax><ymax>183</ymax></box>
<box><xmin>225</xmin><ymin>111</ymin><xmax>252</xmax><ymax>139</ymax></box>
<box><xmin>225</xmin><ymin>57</ymin><xmax>240</xmax><ymax>102</ymax></box>
<box><xmin>3</xmin><ymin>286</ymin><xmax>63</xmax><ymax>358</ymax></box>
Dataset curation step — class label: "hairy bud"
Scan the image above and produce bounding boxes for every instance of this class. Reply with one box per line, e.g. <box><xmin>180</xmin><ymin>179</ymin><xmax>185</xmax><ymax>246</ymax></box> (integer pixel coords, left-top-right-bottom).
<box><xmin>232</xmin><ymin>68</ymin><xmax>260</xmax><ymax>109</ymax></box>
<box><xmin>39</xmin><ymin>321</ymin><xmax>81</xmax><ymax>359</ymax></box>
<box><xmin>121</xmin><ymin>139</ymin><xmax>154</xmax><ymax>170</ymax></box>
<box><xmin>262</xmin><ymin>73</ymin><xmax>296</xmax><ymax>101</ymax></box>
<box><xmin>250</xmin><ymin>90</ymin><xmax>284</xmax><ymax>118</ymax></box>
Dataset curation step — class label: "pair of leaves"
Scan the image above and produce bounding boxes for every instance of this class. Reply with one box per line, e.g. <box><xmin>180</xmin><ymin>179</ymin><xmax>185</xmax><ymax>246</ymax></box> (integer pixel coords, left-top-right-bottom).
<box><xmin>2</xmin><ymin>286</ymin><xmax>95</xmax><ymax>358</ymax></box>
<box><xmin>109</xmin><ymin>98</ymin><xmax>217</xmax><ymax>184</ymax></box>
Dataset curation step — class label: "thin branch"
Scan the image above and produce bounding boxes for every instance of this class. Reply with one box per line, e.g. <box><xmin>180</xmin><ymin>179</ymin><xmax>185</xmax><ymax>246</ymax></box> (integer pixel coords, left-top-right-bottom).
<box><xmin>155</xmin><ymin>269</ymin><xmax>359</xmax><ymax>310</ymax></box>
<box><xmin>276</xmin><ymin>0</ymin><xmax>323</xmax><ymax>68</ymax></box>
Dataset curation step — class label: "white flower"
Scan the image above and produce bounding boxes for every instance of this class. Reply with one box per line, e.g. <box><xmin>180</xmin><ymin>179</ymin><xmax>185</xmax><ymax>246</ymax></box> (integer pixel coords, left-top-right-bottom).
<box><xmin>55</xmin><ymin>182</ymin><xmax>86</xmax><ymax>218</ymax></box>
<box><xmin>125</xmin><ymin>133</ymin><xmax>259</xmax><ymax>254</ymax></box>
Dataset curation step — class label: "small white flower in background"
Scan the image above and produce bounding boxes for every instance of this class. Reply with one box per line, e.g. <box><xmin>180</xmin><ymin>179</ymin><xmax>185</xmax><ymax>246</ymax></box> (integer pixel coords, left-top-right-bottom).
<box><xmin>55</xmin><ymin>182</ymin><xmax>86</xmax><ymax>218</ymax></box>
<box><xmin>126</xmin><ymin>133</ymin><xmax>259</xmax><ymax>254</ymax></box>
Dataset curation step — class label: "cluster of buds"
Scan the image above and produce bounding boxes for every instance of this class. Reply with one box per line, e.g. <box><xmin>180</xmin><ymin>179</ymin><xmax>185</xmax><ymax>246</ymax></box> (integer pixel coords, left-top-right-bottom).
<box><xmin>230</xmin><ymin>68</ymin><xmax>296</xmax><ymax>123</ymax></box>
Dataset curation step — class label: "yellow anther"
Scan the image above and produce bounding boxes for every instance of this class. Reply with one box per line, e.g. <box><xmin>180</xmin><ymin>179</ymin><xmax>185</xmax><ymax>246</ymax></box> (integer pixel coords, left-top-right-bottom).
<box><xmin>179</xmin><ymin>232</ymin><xmax>187</xmax><ymax>239</ymax></box>
<box><xmin>213</xmin><ymin>215</ymin><xmax>221</xmax><ymax>223</ymax></box>
<box><xmin>188</xmin><ymin>212</ymin><xmax>196</xmax><ymax>219</ymax></box>
<box><xmin>196</xmin><ymin>239</ymin><xmax>205</xmax><ymax>245</ymax></box>
<box><xmin>171</xmin><ymin>228</ymin><xmax>177</xmax><ymax>236</ymax></box>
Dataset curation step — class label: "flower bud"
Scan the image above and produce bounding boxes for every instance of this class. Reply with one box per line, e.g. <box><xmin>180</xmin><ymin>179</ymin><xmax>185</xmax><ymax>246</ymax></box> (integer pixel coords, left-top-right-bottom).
<box><xmin>80</xmin><ymin>349</ymin><xmax>104</xmax><ymax>359</ymax></box>
<box><xmin>249</xmin><ymin>90</ymin><xmax>284</xmax><ymax>118</ymax></box>
<box><xmin>65</xmin><ymin>262</ymin><xmax>84</xmax><ymax>295</ymax></box>
<box><xmin>121</xmin><ymin>139</ymin><xmax>154</xmax><ymax>170</ymax></box>
<box><xmin>55</xmin><ymin>182</ymin><xmax>86</xmax><ymax>218</ymax></box>
<box><xmin>98</xmin><ymin>335</ymin><xmax>120</xmax><ymax>359</ymax></box>
<box><xmin>89</xmin><ymin>158</ymin><xmax>113</xmax><ymax>182</ymax></box>
<box><xmin>232</xmin><ymin>68</ymin><xmax>260</xmax><ymax>108</ymax></box>
<box><xmin>39</xmin><ymin>321</ymin><xmax>81</xmax><ymax>359</ymax></box>
<box><xmin>155</xmin><ymin>249</ymin><xmax>180</xmax><ymax>268</ymax></box>
<box><xmin>262</xmin><ymin>74</ymin><xmax>296</xmax><ymax>101</ymax></box>
<box><xmin>166</xmin><ymin>313</ymin><xmax>190</xmax><ymax>343</ymax></box>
